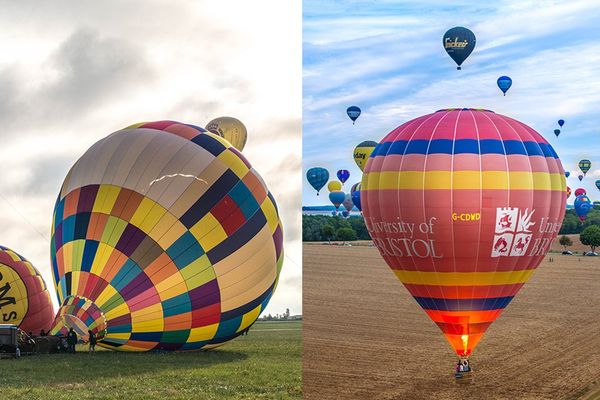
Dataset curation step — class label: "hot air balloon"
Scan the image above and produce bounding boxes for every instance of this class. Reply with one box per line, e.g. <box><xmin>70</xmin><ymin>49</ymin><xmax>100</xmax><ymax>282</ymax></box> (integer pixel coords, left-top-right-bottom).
<box><xmin>205</xmin><ymin>116</ymin><xmax>248</xmax><ymax>151</ymax></box>
<box><xmin>497</xmin><ymin>76</ymin><xmax>512</xmax><ymax>96</ymax></box>
<box><xmin>337</xmin><ymin>170</ymin><xmax>350</xmax><ymax>185</ymax></box>
<box><xmin>443</xmin><ymin>27</ymin><xmax>476</xmax><ymax>70</ymax></box>
<box><xmin>361</xmin><ymin>108</ymin><xmax>565</xmax><ymax>360</ymax></box>
<box><xmin>351</xmin><ymin>182</ymin><xmax>362</xmax><ymax>211</ymax></box>
<box><xmin>578</xmin><ymin>174</ymin><xmax>584</xmax><ymax>181</ymax></box>
<box><xmin>342</xmin><ymin>211</ymin><xmax>349</xmax><ymax>218</ymax></box>
<box><xmin>574</xmin><ymin>195</ymin><xmax>593</xmax><ymax>221</ymax></box>
<box><xmin>307</xmin><ymin>167</ymin><xmax>329</xmax><ymax>195</ymax></box>
<box><xmin>329</xmin><ymin>191</ymin><xmax>345</xmax><ymax>210</ymax></box>
<box><xmin>0</xmin><ymin>245</ymin><xmax>54</xmax><ymax>333</ymax></box>
<box><xmin>567</xmin><ymin>186</ymin><xmax>572</xmax><ymax>199</ymax></box>
<box><xmin>575</xmin><ymin>188</ymin><xmax>586</xmax><ymax>197</ymax></box>
<box><xmin>342</xmin><ymin>193</ymin><xmax>354</xmax><ymax>213</ymax></box>
<box><xmin>347</xmin><ymin>106</ymin><xmax>361</xmax><ymax>125</ymax></box>
<box><xmin>354</xmin><ymin>141</ymin><xmax>378</xmax><ymax>172</ymax></box>
<box><xmin>328</xmin><ymin>181</ymin><xmax>342</xmax><ymax>192</ymax></box>
<box><xmin>596</xmin><ymin>180</ymin><xmax>600</xmax><ymax>191</ymax></box>
<box><xmin>593</xmin><ymin>201</ymin><xmax>600</xmax><ymax>209</ymax></box>
<box><xmin>554</xmin><ymin>129</ymin><xmax>560</xmax><ymax>137</ymax></box>
<box><xmin>579</xmin><ymin>159</ymin><xmax>592</xmax><ymax>175</ymax></box>
<box><xmin>49</xmin><ymin>121</ymin><xmax>284</xmax><ymax>351</ymax></box>
<box><xmin>558</xmin><ymin>119</ymin><xmax>565</xmax><ymax>127</ymax></box>
<box><xmin>565</xmin><ymin>171</ymin><xmax>570</xmax><ymax>178</ymax></box>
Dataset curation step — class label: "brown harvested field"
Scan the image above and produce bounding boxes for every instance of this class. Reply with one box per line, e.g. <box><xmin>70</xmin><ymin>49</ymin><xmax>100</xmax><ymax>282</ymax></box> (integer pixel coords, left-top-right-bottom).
<box><xmin>303</xmin><ymin>242</ymin><xmax>600</xmax><ymax>400</ymax></box>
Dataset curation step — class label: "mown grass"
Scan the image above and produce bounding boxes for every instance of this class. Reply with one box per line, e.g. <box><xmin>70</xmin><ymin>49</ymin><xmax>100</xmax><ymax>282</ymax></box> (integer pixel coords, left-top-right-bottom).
<box><xmin>0</xmin><ymin>320</ymin><xmax>301</xmax><ymax>400</ymax></box>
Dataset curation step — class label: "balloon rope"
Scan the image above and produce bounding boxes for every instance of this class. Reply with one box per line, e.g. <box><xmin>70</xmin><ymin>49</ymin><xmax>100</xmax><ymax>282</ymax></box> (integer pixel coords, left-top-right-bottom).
<box><xmin>0</xmin><ymin>192</ymin><xmax>49</xmax><ymax>241</ymax></box>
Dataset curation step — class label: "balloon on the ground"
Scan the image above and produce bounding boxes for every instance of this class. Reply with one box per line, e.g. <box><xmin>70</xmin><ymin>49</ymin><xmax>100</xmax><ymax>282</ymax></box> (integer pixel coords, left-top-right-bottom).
<box><xmin>327</xmin><ymin>181</ymin><xmax>342</xmax><ymax>192</ymax></box>
<box><xmin>354</xmin><ymin>141</ymin><xmax>378</xmax><ymax>171</ymax></box>
<box><xmin>558</xmin><ymin>119</ymin><xmax>565</xmax><ymax>127</ymax></box>
<box><xmin>361</xmin><ymin>108</ymin><xmax>566</xmax><ymax>357</ymax></box>
<box><xmin>579</xmin><ymin>159</ymin><xmax>591</xmax><ymax>175</ymax></box>
<box><xmin>351</xmin><ymin>182</ymin><xmax>362</xmax><ymax>211</ymax></box>
<box><xmin>342</xmin><ymin>193</ymin><xmax>354</xmax><ymax>212</ymax></box>
<box><xmin>574</xmin><ymin>195</ymin><xmax>593</xmax><ymax>221</ymax></box>
<box><xmin>329</xmin><ymin>191</ymin><xmax>345</xmax><ymax>210</ymax></box>
<box><xmin>347</xmin><ymin>106</ymin><xmax>361</xmax><ymax>125</ymax></box>
<box><xmin>565</xmin><ymin>171</ymin><xmax>570</xmax><ymax>178</ymax></box>
<box><xmin>205</xmin><ymin>116</ymin><xmax>248</xmax><ymax>151</ymax></box>
<box><xmin>49</xmin><ymin>121</ymin><xmax>284</xmax><ymax>351</ymax></box>
<box><xmin>578</xmin><ymin>174</ymin><xmax>584</xmax><ymax>181</ymax></box>
<box><xmin>0</xmin><ymin>246</ymin><xmax>54</xmax><ymax>333</ymax></box>
<box><xmin>307</xmin><ymin>167</ymin><xmax>329</xmax><ymax>195</ymax></box>
<box><xmin>443</xmin><ymin>27</ymin><xmax>476</xmax><ymax>70</ymax></box>
<box><xmin>337</xmin><ymin>170</ymin><xmax>350</xmax><ymax>184</ymax></box>
<box><xmin>554</xmin><ymin>129</ymin><xmax>560</xmax><ymax>137</ymax></box>
<box><xmin>497</xmin><ymin>76</ymin><xmax>512</xmax><ymax>96</ymax></box>
<box><xmin>575</xmin><ymin>188</ymin><xmax>586</xmax><ymax>197</ymax></box>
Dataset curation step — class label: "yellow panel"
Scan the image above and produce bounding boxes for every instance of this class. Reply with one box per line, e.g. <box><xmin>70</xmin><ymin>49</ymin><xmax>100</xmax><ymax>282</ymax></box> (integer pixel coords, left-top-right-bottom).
<box><xmin>130</xmin><ymin>198</ymin><xmax>168</xmax><ymax>234</ymax></box>
<box><xmin>61</xmin><ymin>243</ymin><xmax>73</xmax><ymax>274</ymax></box>
<box><xmin>392</xmin><ymin>269</ymin><xmax>535</xmax><ymax>286</ymax></box>
<box><xmin>70</xmin><ymin>271</ymin><xmax>81</xmax><ymax>297</ymax></box>
<box><xmin>181</xmin><ymin>256</ymin><xmax>215</xmax><ymax>290</ymax></box>
<box><xmin>104</xmin><ymin>302</ymin><xmax>130</xmax><ymax>320</ymax></box>
<box><xmin>132</xmin><ymin>318</ymin><xmax>165</xmax><ymax>333</ymax></box>
<box><xmin>189</xmin><ymin>213</ymin><xmax>219</xmax><ymax>240</ymax></box>
<box><xmin>148</xmin><ymin>212</ymin><xmax>180</xmax><ymax>243</ymax></box>
<box><xmin>95</xmin><ymin>285</ymin><xmax>119</xmax><ymax>308</ymax></box>
<box><xmin>236</xmin><ymin>304</ymin><xmax>262</xmax><ymax>333</ymax></box>
<box><xmin>213</xmin><ymin>226</ymin><xmax>274</xmax><ymax>277</ymax></box>
<box><xmin>188</xmin><ymin>323</ymin><xmax>219</xmax><ymax>342</ymax></box>
<box><xmin>220</xmin><ymin>263</ymin><xmax>275</xmax><ymax>312</ymax></box>
<box><xmin>130</xmin><ymin>303</ymin><xmax>163</xmax><ymax>322</ymax></box>
<box><xmin>157</xmin><ymin>280</ymin><xmax>188</xmax><ymax>301</ymax></box>
<box><xmin>93</xmin><ymin>185</ymin><xmax>121</xmax><ymax>214</ymax></box>
<box><xmin>114</xmin><ymin>344</ymin><xmax>147</xmax><ymax>352</ymax></box>
<box><xmin>192</xmin><ymin>215</ymin><xmax>227</xmax><ymax>252</ymax></box>
<box><xmin>90</xmin><ymin>243</ymin><xmax>114</xmax><ymax>276</ymax></box>
<box><xmin>103</xmin><ymin>332</ymin><xmax>130</xmax><ymax>341</ymax></box>
<box><xmin>218</xmin><ymin>150</ymin><xmax>249</xmax><ymax>178</ymax></box>
<box><xmin>260</xmin><ymin>198</ymin><xmax>279</xmax><ymax>233</ymax></box>
<box><xmin>156</xmin><ymin>221</ymin><xmax>187</xmax><ymax>250</ymax></box>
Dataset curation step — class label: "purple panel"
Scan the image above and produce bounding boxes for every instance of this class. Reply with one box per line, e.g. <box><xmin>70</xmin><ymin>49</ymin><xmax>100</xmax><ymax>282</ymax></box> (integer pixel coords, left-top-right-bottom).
<box><xmin>107</xmin><ymin>313</ymin><xmax>131</xmax><ymax>326</ymax></box>
<box><xmin>189</xmin><ymin>279</ymin><xmax>221</xmax><ymax>310</ymax></box>
<box><xmin>115</xmin><ymin>224</ymin><xmax>146</xmax><ymax>257</ymax></box>
<box><xmin>77</xmin><ymin>185</ymin><xmax>100</xmax><ymax>213</ymax></box>
<box><xmin>273</xmin><ymin>224</ymin><xmax>283</xmax><ymax>260</ymax></box>
<box><xmin>229</xmin><ymin>147</ymin><xmax>252</xmax><ymax>169</ymax></box>
<box><xmin>54</xmin><ymin>223</ymin><xmax>64</xmax><ymax>250</ymax></box>
<box><xmin>120</xmin><ymin>273</ymin><xmax>154</xmax><ymax>301</ymax></box>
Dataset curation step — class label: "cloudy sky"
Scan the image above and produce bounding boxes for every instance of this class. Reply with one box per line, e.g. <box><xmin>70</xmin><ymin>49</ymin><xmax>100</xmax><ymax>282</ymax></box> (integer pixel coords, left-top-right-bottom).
<box><xmin>0</xmin><ymin>0</ymin><xmax>302</xmax><ymax>314</ymax></box>
<box><xmin>303</xmin><ymin>0</ymin><xmax>600</xmax><ymax>205</ymax></box>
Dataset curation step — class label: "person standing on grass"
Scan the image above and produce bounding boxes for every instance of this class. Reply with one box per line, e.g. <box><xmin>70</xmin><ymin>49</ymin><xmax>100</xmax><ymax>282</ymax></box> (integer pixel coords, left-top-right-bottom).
<box><xmin>67</xmin><ymin>328</ymin><xmax>78</xmax><ymax>353</ymax></box>
<box><xmin>88</xmin><ymin>330</ymin><xmax>97</xmax><ymax>353</ymax></box>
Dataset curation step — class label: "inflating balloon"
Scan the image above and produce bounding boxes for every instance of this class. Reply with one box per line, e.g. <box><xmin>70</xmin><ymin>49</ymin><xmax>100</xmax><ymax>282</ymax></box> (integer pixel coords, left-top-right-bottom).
<box><xmin>337</xmin><ymin>170</ymin><xmax>350</xmax><ymax>185</ymax></box>
<box><xmin>0</xmin><ymin>245</ymin><xmax>54</xmax><ymax>333</ymax></box>
<box><xmin>575</xmin><ymin>188</ymin><xmax>586</xmax><ymax>197</ymax></box>
<box><xmin>342</xmin><ymin>193</ymin><xmax>354</xmax><ymax>213</ymax></box>
<box><xmin>443</xmin><ymin>27</ymin><xmax>476</xmax><ymax>70</ymax></box>
<box><xmin>578</xmin><ymin>174</ymin><xmax>584</xmax><ymax>182</ymax></box>
<box><xmin>205</xmin><ymin>116</ymin><xmax>248</xmax><ymax>151</ymax></box>
<box><xmin>307</xmin><ymin>167</ymin><xmax>329</xmax><ymax>195</ymax></box>
<box><xmin>351</xmin><ymin>182</ymin><xmax>362</xmax><ymax>211</ymax></box>
<box><xmin>554</xmin><ymin>129</ymin><xmax>560</xmax><ymax>137</ymax></box>
<box><xmin>565</xmin><ymin>171</ymin><xmax>570</xmax><ymax>178</ymax></box>
<box><xmin>574</xmin><ymin>195</ymin><xmax>593</xmax><ymax>221</ymax></box>
<box><xmin>579</xmin><ymin>159</ymin><xmax>591</xmax><ymax>175</ymax></box>
<box><xmin>347</xmin><ymin>106</ymin><xmax>361</xmax><ymax>125</ymax></box>
<box><xmin>362</xmin><ymin>108</ymin><xmax>565</xmax><ymax>358</ymax></box>
<box><xmin>353</xmin><ymin>141</ymin><xmax>378</xmax><ymax>172</ymax></box>
<box><xmin>49</xmin><ymin>121</ymin><xmax>284</xmax><ymax>351</ymax></box>
<box><xmin>497</xmin><ymin>76</ymin><xmax>512</xmax><ymax>96</ymax></box>
<box><xmin>567</xmin><ymin>186</ymin><xmax>571</xmax><ymax>199</ymax></box>
<box><xmin>558</xmin><ymin>119</ymin><xmax>565</xmax><ymax>127</ymax></box>
<box><xmin>329</xmin><ymin>191</ymin><xmax>345</xmax><ymax>210</ymax></box>
<box><xmin>327</xmin><ymin>181</ymin><xmax>342</xmax><ymax>192</ymax></box>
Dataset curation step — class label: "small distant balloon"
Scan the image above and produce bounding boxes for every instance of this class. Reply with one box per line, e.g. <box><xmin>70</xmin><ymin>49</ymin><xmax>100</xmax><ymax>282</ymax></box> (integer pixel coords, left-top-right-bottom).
<box><xmin>329</xmin><ymin>191</ymin><xmax>345</xmax><ymax>210</ymax></box>
<box><xmin>353</xmin><ymin>141</ymin><xmax>378</xmax><ymax>171</ymax></box>
<box><xmin>567</xmin><ymin>186</ymin><xmax>572</xmax><ymax>199</ymax></box>
<box><xmin>565</xmin><ymin>171</ymin><xmax>570</xmax><ymax>178</ymax></box>
<box><xmin>574</xmin><ymin>195</ymin><xmax>593</xmax><ymax>221</ymax></box>
<box><xmin>558</xmin><ymin>119</ymin><xmax>565</xmax><ymax>127</ymax></box>
<box><xmin>337</xmin><ymin>170</ymin><xmax>350</xmax><ymax>184</ymax></box>
<box><xmin>554</xmin><ymin>129</ymin><xmax>560</xmax><ymax>137</ymax></box>
<box><xmin>351</xmin><ymin>182</ymin><xmax>362</xmax><ymax>211</ymax></box>
<box><xmin>347</xmin><ymin>106</ymin><xmax>361</xmax><ymax>125</ymax></box>
<box><xmin>579</xmin><ymin>159</ymin><xmax>592</xmax><ymax>175</ymax></box>
<box><xmin>596</xmin><ymin>180</ymin><xmax>600</xmax><ymax>191</ymax></box>
<box><xmin>575</xmin><ymin>188</ymin><xmax>586</xmax><ymax>197</ymax></box>
<box><xmin>306</xmin><ymin>167</ymin><xmax>329</xmax><ymax>195</ymax></box>
<box><xmin>342</xmin><ymin>210</ymin><xmax>349</xmax><ymax>218</ymax></box>
<box><xmin>443</xmin><ymin>27</ymin><xmax>476</xmax><ymax>70</ymax></box>
<box><xmin>578</xmin><ymin>174</ymin><xmax>584</xmax><ymax>182</ymax></box>
<box><xmin>342</xmin><ymin>193</ymin><xmax>354</xmax><ymax>213</ymax></box>
<box><xmin>497</xmin><ymin>76</ymin><xmax>512</xmax><ymax>96</ymax></box>
<box><xmin>327</xmin><ymin>181</ymin><xmax>342</xmax><ymax>192</ymax></box>
<box><xmin>205</xmin><ymin>116</ymin><xmax>248</xmax><ymax>151</ymax></box>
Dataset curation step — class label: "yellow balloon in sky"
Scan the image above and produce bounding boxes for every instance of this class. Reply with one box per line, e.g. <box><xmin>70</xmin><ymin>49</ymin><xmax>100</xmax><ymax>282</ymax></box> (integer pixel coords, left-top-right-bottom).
<box><xmin>327</xmin><ymin>181</ymin><xmax>342</xmax><ymax>192</ymax></box>
<box><xmin>353</xmin><ymin>140</ymin><xmax>378</xmax><ymax>171</ymax></box>
<box><xmin>206</xmin><ymin>116</ymin><xmax>248</xmax><ymax>151</ymax></box>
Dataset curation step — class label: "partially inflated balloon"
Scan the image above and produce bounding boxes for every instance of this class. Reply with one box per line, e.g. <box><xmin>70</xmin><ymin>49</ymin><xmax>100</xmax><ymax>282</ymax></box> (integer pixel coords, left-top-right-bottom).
<box><xmin>342</xmin><ymin>193</ymin><xmax>354</xmax><ymax>213</ymax></box>
<box><xmin>329</xmin><ymin>191</ymin><xmax>345</xmax><ymax>210</ymax></box>
<box><xmin>579</xmin><ymin>159</ymin><xmax>591</xmax><ymax>175</ymax></box>
<box><xmin>307</xmin><ymin>167</ymin><xmax>329</xmax><ymax>195</ymax></box>
<box><xmin>567</xmin><ymin>186</ymin><xmax>571</xmax><ymax>199</ymax></box>
<box><xmin>347</xmin><ymin>106</ymin><xmax>361</xmax><ymax>125</ymax></box>
<box><xmin>337</xmin><ymin>170</ymin><xmax>350</xmax><ymax>185</ymax></box>
<box><xmin>574</xmin><ymin>195</ymin><xmax>592</xmax><ymax>221</ymax></box>
<box><xmin>497</xmin><ymin>76</ymin><xmax>512</xmax><ymax>96</ymax></box>
<box><xmin>327</xmin><ymin>181</ymin><xmax>342</xmax><ymax>192</ymax></box>
<box><xmin>558</xmin><ymin>119</ymin><xmax>564</xmax><ymax>127</ymax></box>
<box><xmin>0</xmin><ymin>246</ymin><xmax>54</xmax><ymax>333</ymax></box>
<box><xmin>206</xmin><ymin>116</ymin><xmax>248</xmax><ymax>151</ymax></box>
<box><xmin>354</xmin><ymin>141</ymin><xmax>378</xmax><ymax>171</ymax></box>
<box><xmin>49</xmin><ymin>121</ymin><xmax>283</xmax><ymax>351</ymax></box>
<box><xmin>443</xmin><ymin>27</ymin><xmax>476</xmax><ymax>70</ymax></box>
<box><xmin>575</xmin><ymin>188</ymin><xmax>586</xmax><ymax>197</ymax></box>
<box><xmin>362</xmin><ymin>108</ymin><xmax>565</xmax><ymax>357</ymax></box>
<box><xmin>578</xmin><ymin>174</ymin><xmax>584</xmax><ymax>182</ymax></box>
<box><xmin>554</xmin><ymin>129</ymin><xmax>560</xmax><ymax>137</ymax></box>
<box><xmin>351</xmin><ymin>183</ymin><xmax>362</xmax><ymax>211</ymax></box>
<box><xmin>565</xmin><ymin>171</ymin><xmax>570</xmax><ymax>178</ymax></box>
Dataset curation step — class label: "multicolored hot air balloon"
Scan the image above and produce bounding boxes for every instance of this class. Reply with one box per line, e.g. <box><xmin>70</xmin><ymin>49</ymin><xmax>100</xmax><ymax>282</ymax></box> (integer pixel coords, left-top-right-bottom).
<box><xmin>567</xmin><ymin>186</ymin><xmax>572</xmax><ymax>199</ymax></box>
<box><xmin>337</xmin><ymin>170</ymin><xmax>350</xmax><ymax>185</ymax></box>
<box><xmin>0</xmin><ymin>245</ymin><xmax>54</xmax><ymax>334</ymax></box>
<box><xmin>554</xmin><ymin>129</ymin><xmax>560</xmax><ymax>137</ymax></box>
<box><xmin>347</xmin><ymin>106</ymin><xmax>361</xmax><ymax>125</ymax></box>
<box><xmin>351</xmin><ymin>182</ymin><xmax>362</xmax><ymax>211</ymax></box>
<box><xmin>565</xmin><ymin>171</ymin><xmax>570</xmax><ymax>178</ymax></box>
<box><xmin>574</xmin><ymin>195</ymin><xmax>593</xmax><ymax>221</ymax></box>
<box><xmin>578</xmin><ymin>174</ymin><xmax>584</xmax><ymax>182</ymax></box>
<box><xmin>443</xmin><ymin>27</ymin><xmax>476</xmax><ymax>70</ymax></box>
<box><xmin>575</xmin><ymin>188</ymin><xmax>587</xmax><ymax>197</ymax></box>
<box><xmin>558</xmin><ymin>119</ymin><xmax>565</xmax><ymax>127</ymax></box>
<box><xmin>327</xmin><ymin>181</ymin><xmax>342</xmax><ymax>192</ymax></box>
<box><xmin>49</xmin><ymin>121</ymin><xmax>284</xmax><ymax>351</ymax></box>
<box><xmin>354</xmin><ymin>141</ymin><xmax>378</xmax><ymax>172</ymax></box>
<box><xmin>497</xmin><ymin>76</ymin><xmax>512</xmax><ymax>96</ymax></box>
<box><xmin>205</xmin><ymin>116</ymin><xmax>248</xmax><ymax>151</ymax></box>
<box><xmin>579</xmin><ymin>159</ymin><xmax>591</xmax><ymax>175</ymax></box>
<box><xmin>306</xmin><ymin>167</ymin><xmax>329</xmax><ymax>195</ymax></box>
<box><xmin>342</xmin><ymin>193</ymin><xmax>354</xmax><ymax>213</ymax></box>
<box><xmin>362</xmin><ymin>108</ymin><xmax>565</xmax><ymax>359</ymax></box>
<box><xmin>329</xmin><ymin>191</ymin><xmax>345</xmax><ymax>210</ymax></box>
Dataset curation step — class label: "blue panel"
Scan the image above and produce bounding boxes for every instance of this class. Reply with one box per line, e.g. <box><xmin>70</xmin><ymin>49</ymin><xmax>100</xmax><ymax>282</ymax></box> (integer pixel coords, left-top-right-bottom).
<box><xmin>413</xmin><ymin>296</ymin><xmax>514</xmax><ymax>311</ymax></box>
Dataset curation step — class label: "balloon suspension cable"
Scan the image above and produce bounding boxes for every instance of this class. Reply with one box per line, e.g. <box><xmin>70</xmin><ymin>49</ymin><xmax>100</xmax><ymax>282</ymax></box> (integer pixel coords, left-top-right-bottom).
<box><xmin>0</xmin><ymin>192</ymin><xmax>49</xmax><ymax>241</ymax></box>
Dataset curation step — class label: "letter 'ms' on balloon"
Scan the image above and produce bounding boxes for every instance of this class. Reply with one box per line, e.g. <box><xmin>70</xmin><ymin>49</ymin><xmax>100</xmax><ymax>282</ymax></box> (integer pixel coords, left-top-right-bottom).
<box><xmin>353</xmin><ymin>141</ymin><xmax>378</xmax><ymax>171</ymax></box>
<box><xmin>205</xmin><ymin>116</ymin><xmax>248</xmax><ymax>151</ymax></box>
<box><xmin>0</xmin><ymin>245</ymin><xmax>54</xmax><ymax>332</ymax></box>
<box><xmin>361</xmin><ymin>108</ymin><xmax>566</xmax><ymax>357</ymax></box>
<box><xmin>307</xmin><ymin>167</ymin><xmax>329</xmax><ymax>195</ymax></box>
<box><xmin>49</xmin><ymin>121</ymin><xmax>283</xmax><ymax>351</ymax></box>
<box><xmin>443</xmin><ymin>27</ymin><xmax>476</xmax><ymax>70</ymax></box>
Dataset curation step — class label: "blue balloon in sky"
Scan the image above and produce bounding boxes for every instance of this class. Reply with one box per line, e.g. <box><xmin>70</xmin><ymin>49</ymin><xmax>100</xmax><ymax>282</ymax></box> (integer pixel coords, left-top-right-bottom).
<box><xmin>443</xmin><ymin>26</ymin><xmax>476</xmax><ymax>70</ymax></box>
<box><xmin>558</xmin><ymin>119</ymin><xmax>565</xmax><ymax>127</ymax></box>
<box><xmin>329</xmin><ymin>191</ymin><xmax>346</xmax><ymax>210</ymax></box>
<box><xmin>497</xmin><ymin>76</ymin><xmax>512</xmax><ymax>96</ymax></box>
<box><xmin>337</xmin><ymin>169</ymin><xmax>350</xmax><ymax>184</ymax></box>
<box><xmin>347</xmin><ymin>106</ymin><xmax>361</xmax><ymax>124</ymax></box>
<box><xmin>574</xmin><ymin>195</ymin><xmax>593</xmax><ymax>221</ymax></box>
<box><xmin>306</xmin><ymin>167</ymin><xmax>329</xmax><ymax>195</ymax></box>
<box><xmin>351</xmin><ymin>182</ymin><xmax>362</xmax><ymax>211</ymax></box>
<box><xmin>565</xmin><ymin>171</ymin><xmax>570</xmax><ymax>178</ymax></box>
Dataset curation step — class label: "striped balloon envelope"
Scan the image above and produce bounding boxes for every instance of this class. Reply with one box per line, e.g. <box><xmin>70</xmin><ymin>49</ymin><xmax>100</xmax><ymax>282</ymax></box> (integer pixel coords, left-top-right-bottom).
<box><xmin>362</xmin><ymin>108</ymin><xmax>566</xmax><ymax>357</ymax></box>
<box><xmin>0</xmin><ymin>245</ymin><xmax>54</xmax><ymax>333</ymax></box>
<box><xmin>49</xmin><ymin>121</ymin><xmax>283</xmax><ymax>351</ymax></box>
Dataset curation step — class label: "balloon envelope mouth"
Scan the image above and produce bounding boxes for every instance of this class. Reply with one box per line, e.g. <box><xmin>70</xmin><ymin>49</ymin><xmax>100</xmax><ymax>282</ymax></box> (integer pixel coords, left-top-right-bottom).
<box><xmin>49</xmin><ymin>296</ymin><xmax>107</xmax><ymax>341</ymax></box>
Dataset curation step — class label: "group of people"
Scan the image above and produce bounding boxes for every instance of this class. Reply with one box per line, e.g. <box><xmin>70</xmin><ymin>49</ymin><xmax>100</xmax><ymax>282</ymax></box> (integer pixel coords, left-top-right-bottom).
<box><xmin>59</xmin><ymin>328</ymin><xmax>97</xmax><ymax>353</ymax></box>
<box><xmin>455</xmin><ymin>359</ymin><xmax>471</xmax><ymax>373</ymax></box>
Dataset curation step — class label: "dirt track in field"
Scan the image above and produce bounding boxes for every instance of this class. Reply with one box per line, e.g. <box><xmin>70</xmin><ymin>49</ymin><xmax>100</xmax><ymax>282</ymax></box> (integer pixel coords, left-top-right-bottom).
<box><xmin>303</xmin><ymin>243</ymin><xmax>600</xmax><ymax>400</ymax></box>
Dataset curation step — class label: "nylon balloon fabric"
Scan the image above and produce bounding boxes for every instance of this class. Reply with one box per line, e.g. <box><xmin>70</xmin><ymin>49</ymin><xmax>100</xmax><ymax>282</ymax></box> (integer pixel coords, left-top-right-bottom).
<box><xmin>0</xmin><ymin>245</ymin><xmax>54</xmax><ymax>333</ymax></box>
<box><xmin>49</xmin><ymin>121</ymin><xmax>284</xmax><ymax>351</ymax></box>
<box><xmin>361</xmin><ymin>108</ymin><xmax>566</xmax><ymax>357</ymax></box>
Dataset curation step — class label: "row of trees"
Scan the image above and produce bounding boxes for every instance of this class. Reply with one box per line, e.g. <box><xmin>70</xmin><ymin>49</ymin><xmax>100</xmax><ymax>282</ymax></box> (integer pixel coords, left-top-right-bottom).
<box><xmin>302</xmin><ymin>215</ymin><xmax>371</xmax><ymax>242</ymax></box>
<box><xmin>559</xmin><ymin>208</ymin><xmax>600</xmax><ymax>234</ymax></box>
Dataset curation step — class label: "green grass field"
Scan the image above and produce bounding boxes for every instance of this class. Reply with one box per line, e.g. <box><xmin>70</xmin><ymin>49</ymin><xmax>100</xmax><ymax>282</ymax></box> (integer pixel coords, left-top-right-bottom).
<box><xmin>0</xmin><ymin>320</ymin><xmax>302</xmax><ymax>400</ymax></box>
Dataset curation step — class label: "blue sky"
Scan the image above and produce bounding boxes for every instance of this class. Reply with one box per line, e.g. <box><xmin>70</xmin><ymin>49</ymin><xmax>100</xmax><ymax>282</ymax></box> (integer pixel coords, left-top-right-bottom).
<box><xmin>303</xmin><ymin>0</ymin><xmax>600</xmax><ymax>205</ymax></box>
